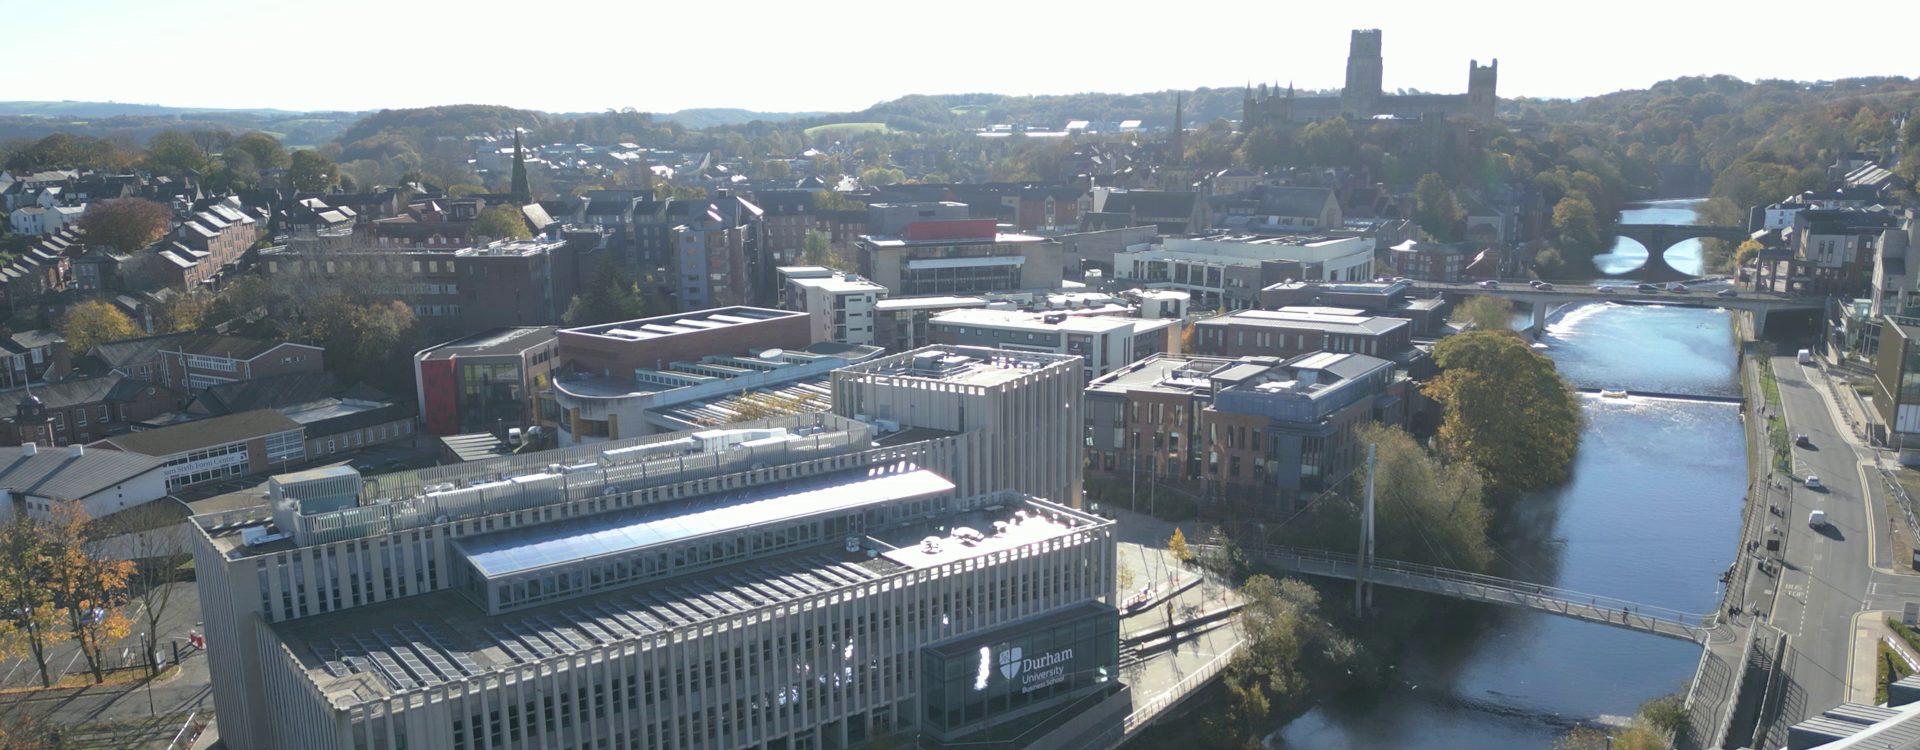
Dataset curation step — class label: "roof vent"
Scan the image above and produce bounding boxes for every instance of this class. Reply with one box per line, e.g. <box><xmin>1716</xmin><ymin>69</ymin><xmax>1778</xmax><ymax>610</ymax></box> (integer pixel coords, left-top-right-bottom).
<box><xmin>68</xmin><ymin>444</ymin><xmax>83</xmax><ymax>458</ymax></box>
<box><xmin>22</xmin><ymin>442</ymin><xmax>36</xmax><ymax>456</ymax></box>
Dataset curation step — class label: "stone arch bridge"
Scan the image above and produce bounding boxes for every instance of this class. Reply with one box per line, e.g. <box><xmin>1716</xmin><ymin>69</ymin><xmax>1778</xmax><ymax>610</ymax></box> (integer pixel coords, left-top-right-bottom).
<box><xmin>1608</xmin><ymin>224</ymin><xmax>1751</xmax><ymax>281</ymax></box>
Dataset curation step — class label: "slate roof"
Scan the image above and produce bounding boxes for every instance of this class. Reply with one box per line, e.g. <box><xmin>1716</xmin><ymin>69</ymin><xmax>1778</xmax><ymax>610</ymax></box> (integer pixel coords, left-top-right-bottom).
<box><xmin>101</xmin><ymin>409</ymin><xmax>303</xmax><ymax>456</ymax></box>
<box><xmin>1103</xmin><ymin>191</ymin><xmax>1196</xmax><ymax>219</ymax></box>
<box><xmin>0</xmin><ymin>374</ymin><xmax>169</xmax><ymax>416</ymax></box>
<box><xmin>1257</xmin><ymin>186</ymin><xmax>1335</xmax><ymax>217</ymax></box>
<box><xmin>0</xmin><ymin>446</ymin><xmax>167</xmax><ymax>502</ymax></box>
<box><xmin>89</xmin><ymin>332</ymin><xmax>194</xmax><ymax>370</ymax></box>
<box><xmin>191</xmin><ymin>371</ymin><xmax>373</xmax><ymax>416</ymax></box>
<box><xmin>163</xmin><ymin>334</ymin><xmax>316</xmax><ymax>361</ymax></box>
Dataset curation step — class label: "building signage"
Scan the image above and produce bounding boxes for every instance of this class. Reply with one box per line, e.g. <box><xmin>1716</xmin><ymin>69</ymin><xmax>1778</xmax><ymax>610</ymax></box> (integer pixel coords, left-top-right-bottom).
<box><xmin>992</xmin><ymin>646</ymin><xmax>1074</xmax><ymax>694</ymax></box>
<box><xmin>164</xmin><ymin>451</ymin><xmax>248</xmax><ymax>479</ymax></box>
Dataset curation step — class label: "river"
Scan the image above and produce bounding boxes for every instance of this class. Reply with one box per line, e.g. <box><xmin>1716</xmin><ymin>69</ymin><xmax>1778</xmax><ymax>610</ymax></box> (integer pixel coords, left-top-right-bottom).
<box><xmin>1271</xmin><ymin>200</ymin><xmax>1748</xmax><ymax>749</ymax></box>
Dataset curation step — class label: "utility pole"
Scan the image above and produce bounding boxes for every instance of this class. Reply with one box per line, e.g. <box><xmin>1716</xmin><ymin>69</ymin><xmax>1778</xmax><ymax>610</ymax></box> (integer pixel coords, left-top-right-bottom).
<box><xmin>1356</xmin><ymin>443</ymin><xmax>1377</xmax><ymax>618</ymax></box>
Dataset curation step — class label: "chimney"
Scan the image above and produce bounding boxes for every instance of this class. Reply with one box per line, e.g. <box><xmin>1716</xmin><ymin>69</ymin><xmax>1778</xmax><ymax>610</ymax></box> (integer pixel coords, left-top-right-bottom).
<box><xmin>22</xmin><ymin>442</ymin><xmax>36</xmax><ymax>456</ymax></box>
<box><xmin>69</xmin><ymin>444</ymin><xmax>83</xmax><ymax>458</ymax></box>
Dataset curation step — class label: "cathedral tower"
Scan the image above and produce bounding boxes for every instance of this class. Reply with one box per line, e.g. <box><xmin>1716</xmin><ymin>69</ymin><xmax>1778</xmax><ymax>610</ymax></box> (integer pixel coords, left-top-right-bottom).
<box><xmin>1468</xmin><ymin>59</ymin><xmax>1499</xmax><ymax>121</ymax></box>
<box><xmin>1343</xmin><ymin>29</ymin><xmax>1384</xmax><ymax>118</ymax></box>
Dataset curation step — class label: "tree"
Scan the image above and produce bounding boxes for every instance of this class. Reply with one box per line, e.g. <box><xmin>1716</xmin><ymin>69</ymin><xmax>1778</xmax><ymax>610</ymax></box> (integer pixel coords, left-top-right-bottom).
<box><xmin>1451</xmin><ymin>295</ymin><xmax>1513</xmax><ymax>332</ymax></box>
<box><xmin>1731</xmin><ymin>239</ymin><xmax>1765</xmax><ymax>271</ymax></box>
<box><xmin>1298</xmin><ymin>117</ymin><xmax>1355</xmax><ymax>167</ymax></box>
<box><xmin>562</xmin><ymin>255</ymin><xmax>648</xmax><ymax>327</ymax></box>
<box><xmin>0</xmin><ymin>517</ymin><xmax>60</xmax><ymax>688</ymax></box>
<box><xmin>77</xmin><ymin>198</ymin><xmax>172</xmax><ymax>253</ymax></box>
<box><xmin>1551</xmin><ymin>190</ymin><xmax>1604</xmax><ymax>258</ymax></box>
<box><xmin>1414</xmin><ymin>173</ymin><xmax>1465</xmax><ymax>242</ymax></box>
<box><xmin>1425</xmin><ymin>330</ymin><xmax>1584</xmax><ymax>502</ymax></box>
<box><xmin>472</xmin><ymin>205</ymin><xmax>532</xmax><ymax>241</ymax></box>
<box><xmin>1274</xmin><ymin>424</ymin><xmax>1493</xmax><ymax>571</ymax></box>
<box><xmin>43</xmin><ymin>503</ymin><xmax>134</xmax><ymax>684</ymax></box>
<box><xmin>289</xmin><ymin>149</ymin><xmax>339</xmax><ymax>192</ymax></box>
<box><xmin>1234</xmin><ymin>126</ymin><xmax>1292</xmax><ymax>168</ymax></box>
<box><xmin>101</xmin><ymin>501</ymin><xmax>191</xmax><ymax>677</ymax></box>
<box><xmin>1906</xmin><ymin>115</ymin><xmax>1920</xmax><ymax>148</ymax></box>
<box><xmin>143</xmin><ymin>130</ymin><xmax>208</xmax><ymax>175</ymax></box>
<box><xmin>229</xmin><ymin>132</ymin><xmax>290</xmax><ymax>170</ymax></box>
<box><xmin>802</xmin><ymin>229</ymin><xmax>833</xmax><ymax>266</ymax></box>
<box><xmin>156</xmin><ymin>291</ymin><xmax>213</xmax><ymax>334</ymax></box>
<box><xmin>1167</xmin><ymin>527</ymin><xmax>1191</xmax><ymax>562</ymax></box>
<box><xmin>59</xmin><ymin>300</ymin><xmax>137</xmax><ymax>354</ymax></box>
<box><xmin>812</xmin><ymin>192</ymin><xmax>865</xmax><ymax>211</ymax></box>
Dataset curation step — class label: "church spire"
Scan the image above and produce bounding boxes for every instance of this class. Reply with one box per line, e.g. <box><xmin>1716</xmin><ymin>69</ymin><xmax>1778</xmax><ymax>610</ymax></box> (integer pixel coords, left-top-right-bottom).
<box><xmin>509</xmin><ymin>129</ymin><xmax>532</xmax><ymax>204</ymax></box>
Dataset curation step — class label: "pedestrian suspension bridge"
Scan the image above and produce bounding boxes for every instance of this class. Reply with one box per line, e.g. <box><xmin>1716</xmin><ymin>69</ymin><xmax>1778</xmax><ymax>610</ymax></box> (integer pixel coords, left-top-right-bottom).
<box><xmin>1205</xmin><ymin>542</ymin><xmax>1720</xmax><ymax>643</ymax></box>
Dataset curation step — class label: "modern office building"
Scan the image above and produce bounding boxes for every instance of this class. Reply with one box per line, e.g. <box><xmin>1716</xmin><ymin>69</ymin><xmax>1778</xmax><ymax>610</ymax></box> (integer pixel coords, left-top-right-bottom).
<box><xmin>189</xmin><ymin>413</ymin><xmax>1116</xmax><ymax>750</ymax></box>
<box><xmin>1114</xmin><ymin>235</ymin><xmax>1374</xmax><ymax>311</ymax></box>
<box><xmin>1191</xmin><ymin>308</ymin><xmax>1413</xmax><ymax>361</ymax></box>
<box><xmin>1258</xmin><ymin>280</ymin><xmax>1450</xmax><ymax>337</ymax></box>
<box><xmin>831</xmin><ymin>346</ymin><xmax>1084</xmax><ymax>508</ymax></box>
<box><xmin>547</xmin><ymin>308</ymin><xmax>883</xmax><ymax>445</ymax></box>
<box><xmin>776</xmin><ymin>267</ymin><xmax>889</xmax><ymax>347</ymax></box>
<box><xmin>858</xmin><ymin>219</ymin><xmax>1060</xmax><ymax>298</ymax></box>
<box><xmin>414</xmin><ymin>327</ymin><xmax>563</xmax><ymax>436</ymax></box>
<box><xmin>926</xmin><ymin>309</ymin><xmax>1177</xmax><ymax>382</ymax></box>
<box><xmin>872</xmin><ymin>297</ymin><xmax>992</xmax><ymax>353</ymax></box>
<box><xmin>1084</xmin><ymin>351</ymin><xmax>1408</xmax><ymax>512</ymax></box>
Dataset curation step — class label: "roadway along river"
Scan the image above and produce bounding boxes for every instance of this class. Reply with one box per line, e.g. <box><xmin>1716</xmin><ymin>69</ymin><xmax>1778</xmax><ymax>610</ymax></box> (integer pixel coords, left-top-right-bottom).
<box><xmin>1272</xmin><ymin>200</ymin><xmax>1748</xmax><ymax>749</ymax></box>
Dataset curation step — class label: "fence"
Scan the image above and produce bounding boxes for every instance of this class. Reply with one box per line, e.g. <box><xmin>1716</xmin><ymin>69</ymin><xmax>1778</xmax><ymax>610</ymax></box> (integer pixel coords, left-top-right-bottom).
<box><xmin>164</xmin><ymin>712</ymin><xmax>208</xmax><ymax>750</ymax></box>
<box><xmin>1885</xmin><ymin>468</ymin><xmax>1920</xmax><ymax>548</ymax></box>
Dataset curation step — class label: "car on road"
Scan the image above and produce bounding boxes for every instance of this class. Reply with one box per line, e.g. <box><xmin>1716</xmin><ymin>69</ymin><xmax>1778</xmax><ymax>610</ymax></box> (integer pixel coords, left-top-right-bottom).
<box><xmin>1528</xmin><ymin>279</ymin><xmax>1544</xmax><ymax>288</ymax></box>
<box><xmin>1636</xmin><ymin>283</ymin><xmax>1660</xmax><ymax>292</ymax></box>
<box><xmin>1536</xmin><ymin>282</ymin><xmax>1554</xmax><ymax>291</ymax></box>
<box><xmin>1667</xmin><ymin>283</ymin><xmax>1689</xmax><ymax>292</ymax></box>
<box><xmin>1796</xmin><ymin>434</ymin><xmax>1811</xmax><ymax>447</ymax></box>
<box><xmin>1478</xmin><ymin>280</ymin><xmax>1499</xmax><ymax>289</ymax></box>
<box><xmin>1805</xmin><ymin>475</ymin><xmax>1823</xmax><ymax>490</ymax></box>
<box><xmin>1597</xmin><ymin>286</ymin><xmax>1617</xmax><ymax>294</ymax></box>
<box><xmin>1716</xmin><ymin>289</ymin><xmax>1738</xmax><ymax>298</ymax></box>
<box><xmin>1809</xmin><ymin>509</ymin><xmax>1827</xmax><ymax>528</ymax></box>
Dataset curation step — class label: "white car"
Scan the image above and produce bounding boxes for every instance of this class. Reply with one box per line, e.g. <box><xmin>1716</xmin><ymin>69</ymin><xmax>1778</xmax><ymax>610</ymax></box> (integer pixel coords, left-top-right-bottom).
<box><xmin>1805</xmin><ymin>475</ymin><xmax>1822</xmax><ymax>490</ymax></box>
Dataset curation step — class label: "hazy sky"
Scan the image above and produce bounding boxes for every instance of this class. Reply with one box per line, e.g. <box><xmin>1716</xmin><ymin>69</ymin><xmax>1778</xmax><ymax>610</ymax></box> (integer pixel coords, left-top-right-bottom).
<box><xmin>13</xmin><ymin>0</ymin><xmax>1908</xmax><ymax>114</ymax></box>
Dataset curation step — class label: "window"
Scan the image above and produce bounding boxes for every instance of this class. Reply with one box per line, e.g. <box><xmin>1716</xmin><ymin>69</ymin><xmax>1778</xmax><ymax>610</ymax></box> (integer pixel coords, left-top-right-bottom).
<box><xmin>74</xmin><ymin>410</ymin><xmax>85</xmax><ymax>427</ymax></box>
<box><xmin>99</xmin><ymin>406</ymin><xmax>110</xmax><ymax>422</ymax></box>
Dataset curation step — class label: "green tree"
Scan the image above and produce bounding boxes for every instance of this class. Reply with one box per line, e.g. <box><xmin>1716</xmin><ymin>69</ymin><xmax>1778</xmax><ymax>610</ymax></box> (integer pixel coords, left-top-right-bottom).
<box><xmin>1730</xmin><ymin>239</ymin><xmax>1765</xmax><ymax>271</ymax></box>
<box><xmin>1551</xmin><ymin>190</ymin><xmax>1604</xmax><ymax>258</ymax></box>
<box><xmin>472</xmin><ymin>205</ymin><xmax>532</xmax><ymax>241</ymax></box>
<box><xmin>812</xmin><ymin>191</ymin><xmax>866</xmax><ymax>211</ymax></box>
<box><xmin>0</xmin><ymin>517</ymin><xmax>60</xmax><ymax>688</ymax></box>
<box><xmin>77</xmin><ymin>198</ymin><xmax>172</xmax><ymax>253</ymax></box>
<box><xmin>1415</xmin><ymin>173</ymin><xmax>1465</xmax><ymax>242</ymax></box>
<box><xmin>1298</xmin><ymin>117</ymin><xmax>1354</xmax><ymax>167</ymax></box>
<box><xmin>1906</xmin><ymin>115</ymin><xmax>1920</xmax><ymax>148</ymax></box>
<box><xmin>1234</xmin><ymin>126</ymin><xmax>1292</xmax><ymax>168</ymax></box>
<box><xmin>562</xmin><ymin>255</ymin><xmax>648</xmax><ymax>327</ymax></box>
<box><xmin>43</xmin><ymin>503</ymin><xmax>134</xmax><ymax>684</ymax></box>
<box><xmin>1425</xmin><ymin>331</ymin><xmax>1584</xmax><ymax>502</ymax></box>
<box><xmin>1275</xmin><ymin>423</ymin><xmax>1493</xmax><ymax>572</ymax></box>
<box><xmin>1451</xmin><ymin>295</ymin><xmax>1513</xmax><ymax>332</ymax></box>
<box><xmin>59</xmin><ymin>300</ymin><xmax>138</xmax><ymax>354</ymax></box>
<box><xmin>229</xmin><ymin>132</ymin><xmax>291</xmax><ymax>170</ymax></box>
<box><xmin>289</xmin><ymin>149</ymin><xmax>339</xmax><ymax>192</ymax></box>
<box><xmin>143</xmin><ymin>130</ymin><xmax>208</xmax><ymax>175</ymax></box>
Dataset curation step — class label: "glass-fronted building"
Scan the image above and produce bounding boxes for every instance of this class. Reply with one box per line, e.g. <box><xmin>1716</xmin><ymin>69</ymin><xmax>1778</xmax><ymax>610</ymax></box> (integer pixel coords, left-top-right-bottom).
<box><xmin>919</xmin><ymin>602</ymin><xmax>1120</xmax><ymax>738</ymax></box>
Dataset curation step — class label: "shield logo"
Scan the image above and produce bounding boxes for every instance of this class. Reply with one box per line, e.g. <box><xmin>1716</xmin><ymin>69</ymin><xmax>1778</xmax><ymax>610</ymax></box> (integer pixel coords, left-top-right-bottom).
<box><xmin>998</xmin><ymin>646</ymin><xmax>1024</xmax><ymax>680</ymax></box>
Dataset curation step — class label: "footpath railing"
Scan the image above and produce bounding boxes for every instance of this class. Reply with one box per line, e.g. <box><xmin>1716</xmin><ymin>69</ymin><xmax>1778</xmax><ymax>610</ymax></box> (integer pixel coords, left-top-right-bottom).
<box><xmin>164</xmin><ymin>711</ymin><xmax>207</xmax><ymax>750</ymax></box>
<box><xmin>1220</xmin><ymin>543</ymin><xmax>1715</xmax><ymax>639</ymax></box>
<box><xmin>1885</xmin><ymin>468</ymin><xmax>1920</xmax><ymax>546</ymax></box>
<box><xmin>1064</xmin><ymin>638</ymin><xmax>1246</xmax><ymax>750</ymax></box>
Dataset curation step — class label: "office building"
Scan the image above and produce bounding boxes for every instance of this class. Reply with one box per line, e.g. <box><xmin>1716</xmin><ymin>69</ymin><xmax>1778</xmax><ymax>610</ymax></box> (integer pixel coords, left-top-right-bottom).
<box><xmin>1085</xmin><ymin>351</ymin><xmax>1408</xmax><ymax>512</ymax></box>
<box><xmin>189</xmin><ymin>413</ymin><xmax>1117</xmax><ymax>750</ymax></box>
<box><xmin>1191</xmin><ymin>308</ymin><xmax>1413</xmax><ymax>361</ymax></box>
<box><xmin>92</xmin><ymin>409</ymin><xmax>308</xmax><ymax>490</ymax></box>
<box><xmin>858</xmin><ymin>219</ymin><xmax>1060</xmax><ymax>298</ymax></box>
<box><xmin>415</xmin><ymin>327</ymin><xmax>563</xmax><ymax>436</ymax></box>
<box><xmin>872</xmin><ymin>297</ymin><xmax>992</xmax><ymax>353</ymax></box>
<box><xmin>832</xmin><ymin>346</ymin><xmax>1084</xmax><ymax>508</ymax></box>
<box><xmin>549</xmin><ymin>307</ymin><xmax>882</xmax><ymax>444</ymax></box>
<box><xmin>1258</xmin><ymin>280</ymin><xmax>1450</xmax><ymax>337</ymax></box>
<box><xmin>927</xmin><ymin>309</ymin><xmax>1177</xmax><ymax>381</ymax></box>
<box><xmin>777</xmin><ymin>267</ymin><xmax>888</xmax><ymax>346</ymax></box>
<box><xmin>1114</xmin><ymin>235</ymin><xmax>1374</xmax><ymax>311</ymax></box>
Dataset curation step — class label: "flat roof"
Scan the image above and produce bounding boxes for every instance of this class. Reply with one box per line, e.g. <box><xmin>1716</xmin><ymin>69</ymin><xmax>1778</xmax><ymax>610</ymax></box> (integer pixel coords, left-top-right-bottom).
<box><xmin>1087</xmin><ymin>355</ymin><xmax>1237</xmax><ymax>395</ymax></box>
<box><xmin>1206</xmin><ymin>308</ymin><xmax>1408</xmax><ymax>335</ymax></box>
<box><xmin>452</xmin><ymin>464</ymin><xmax>954</xmax><ymax>578</ymax></box>
<box><xmin>420</xmin><ymin>327</ymin><xmax>557</xmax><ymax>360</ymax></box>
<box><xmin>875</xmin><ymin>296</ymin><xmax>990</xmax><ymax>311</ymax></box>
<box><xmin>931</xmin><ymin>308</ymin><xmax>1137</xmax><ymax>334</ymax></box>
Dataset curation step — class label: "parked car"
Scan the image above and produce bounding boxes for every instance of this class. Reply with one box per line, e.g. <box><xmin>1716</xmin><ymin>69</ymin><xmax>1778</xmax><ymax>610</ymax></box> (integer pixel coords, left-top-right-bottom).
<box><xmin>1667</xmin><ymin>283</ymin><xmax>1689</xmax><ymax>292</ymax></box>
<box><xmin>1716</xmin><ymin>289</ymin><xmax>1738</xmax><ymax>298</ymax></box>
<box><xmin>1478</xmin><ymin>280</ymin><xmax>1499</xmax><ymax>289</ymax></box>
<box><xmin>1796</xmin><ymin>434</ymin><xmax>1811</xmax><ymax>447</ymax></box>
<box><xmin>1805</xmin><ymin>475</ymin><xmax>1822</xmax><ymax>490</ymax></box>
<box><xmin>1636</xmin><ymin>283</ymin><xmax>1659</xmax><ymax>292</ymax></box>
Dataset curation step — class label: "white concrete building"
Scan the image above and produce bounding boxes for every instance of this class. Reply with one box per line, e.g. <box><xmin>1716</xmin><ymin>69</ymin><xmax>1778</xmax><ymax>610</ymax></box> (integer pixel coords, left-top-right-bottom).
<box><xmin>776</xmin><ymin>266</ymin><xmax>888</xmax><ymax>346</ymax></box>
<box><xmin>0</xmin><ymin>443</ymin><xmax>169</xmax><ymax>522</ymax></box>
<box><xmin>1114</xmin><ymin>235</ymin><xmax>1374</xmax><ymax>309</ymax></box>
<box><xmin>189</xmin><ymin>413</ymin><xmax>1117</xmax><ymax>750</ymax></box>
<box><xmin>926</xmin><ymin>308</ymin><xmax>1178</xmax><ymax>382</ymax></box>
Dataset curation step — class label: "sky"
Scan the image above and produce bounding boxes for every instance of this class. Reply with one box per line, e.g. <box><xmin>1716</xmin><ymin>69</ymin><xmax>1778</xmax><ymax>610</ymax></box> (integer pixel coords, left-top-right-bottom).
<box><xmin>11</xmin><ymin>0</ymin><xmax>1911</xmax><ymax>115</ymax></box>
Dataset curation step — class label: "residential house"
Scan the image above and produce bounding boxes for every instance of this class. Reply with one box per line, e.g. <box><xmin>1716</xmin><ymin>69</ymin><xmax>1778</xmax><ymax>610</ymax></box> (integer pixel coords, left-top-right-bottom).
<box><xmin>0</xmin><ymin>329</ymin><xmax>70</xmax><ymax>389</ymax></box>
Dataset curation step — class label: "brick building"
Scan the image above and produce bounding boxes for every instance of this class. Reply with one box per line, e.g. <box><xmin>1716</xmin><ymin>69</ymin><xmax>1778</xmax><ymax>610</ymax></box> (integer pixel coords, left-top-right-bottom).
<box><xmin>92</xmin><ymin>409</ymin><xmax>308</xmax><ymax>491</ymax></box>
<box><xmin>1191</xmin><ymin>307</ymin><xmax>1413</xmax><ymax>361</ymax></box>
<box><xmin>158</xmin><ymin>335</ymin><xmax>326</xmax><ymax>391</ymax></box>
<box><xmin>3</xmin><ymin>374</ymin><xmax>180</xmax><ymax>447</ymax></box>
<box><xmin>259</xmin><ymin>235</ymin><xmax>592</xmax><ymax>337</ymax></box>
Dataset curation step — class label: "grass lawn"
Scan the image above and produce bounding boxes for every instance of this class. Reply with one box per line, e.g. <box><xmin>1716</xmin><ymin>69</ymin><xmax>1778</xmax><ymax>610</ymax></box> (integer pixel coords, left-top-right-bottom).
<box><xmin>803</xmin><ymin>122</ymin><xmax>892</xmax><ymax>138</ymax></box>
<box><xmin>1760</xmin><ymin>358</ymin><xmax>1782</xmax><ymax>406</ymax></box>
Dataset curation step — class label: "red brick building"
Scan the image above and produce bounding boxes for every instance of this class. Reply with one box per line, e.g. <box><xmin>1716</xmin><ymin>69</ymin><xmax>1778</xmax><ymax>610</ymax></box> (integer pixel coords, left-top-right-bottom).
<box><xmin>158</xmin><ymin>335</ymin><xmax>326</xmax><ymax>392</ymax></box>
<box><xmin>3</xmin><ymin>374</ymin><xmax>181</xmax><ymax>447</ymax></box>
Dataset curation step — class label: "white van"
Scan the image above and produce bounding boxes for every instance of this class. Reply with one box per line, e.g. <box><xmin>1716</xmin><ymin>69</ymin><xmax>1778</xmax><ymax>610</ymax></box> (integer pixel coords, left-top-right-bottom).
<box><xmin>1798</xmin><ymin>348</ymin><xmax>1813</xmax><ymax>365</ymax></box>
<box><xmin>508</xmin><ymin>427</ymin><xmax>523</xmax><ymax>446</ymax></box>
<box><xmin>1809</xmin><ymin>509</ymin><xmax>1827</xmax><ymax>528</ymax></box>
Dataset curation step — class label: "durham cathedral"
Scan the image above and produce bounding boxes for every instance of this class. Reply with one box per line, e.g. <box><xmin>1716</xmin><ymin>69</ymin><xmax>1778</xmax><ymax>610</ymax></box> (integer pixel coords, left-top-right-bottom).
<box><xmin>1243</xmin><ymin>29</ymin><xmax>1499</xmax><ymax>128</ymax></box>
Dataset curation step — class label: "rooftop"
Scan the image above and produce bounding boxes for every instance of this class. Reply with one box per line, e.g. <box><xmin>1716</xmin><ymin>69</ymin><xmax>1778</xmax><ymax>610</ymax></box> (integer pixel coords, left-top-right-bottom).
<box><xmin>418</xmin><ymin>327</ymin><xmax>559</xmax><ymax>361</ymax></box>
<box><xmin>452</xmin><ymin>463</ymin><xmax>952</xmax><ymax>579</ymax></box>
<box><xmin>0</xmin><ymin>445</ymin><xmax>167</xmax><ymax>501</ymax></box>
<box><xmin>875</xmin><ymin>296</ymin><xmax>991</xmax><ymax>312</ymax></box>
<box><xmin>562</xmin><ymin>307</ymin><xmax>799</xmax><ymax>342</ymax></box>
<box><xmin>931</xmin><ymin>308</ymin><xmax>1140</xmax><ymax>334</ymax></box>
<box><xmin>836</xmin><ymin>345</ymin><xmax>1082</xmax><ymax>388</ymax></box>
<box><xmin>98</xmin><ymin>409</ymin><xmax>302</xmax><ymax>456</ymax></box>
<box><xmin>1088</xmin><ymin>355</ymin><xmax>1238</xmax><ymax>396</ymax></box>
<box><xmin>1203</xmin><ymin>308</ymin><xmax>1409</xmax><ymax>335</ymax></box>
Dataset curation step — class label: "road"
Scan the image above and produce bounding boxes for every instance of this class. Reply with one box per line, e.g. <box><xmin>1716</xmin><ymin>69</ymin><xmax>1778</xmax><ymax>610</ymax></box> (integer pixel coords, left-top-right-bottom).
<box><xmin>1765</xmin><ymin>355</ymin><xmax>1920</xmax><ymax>741</ymax></box>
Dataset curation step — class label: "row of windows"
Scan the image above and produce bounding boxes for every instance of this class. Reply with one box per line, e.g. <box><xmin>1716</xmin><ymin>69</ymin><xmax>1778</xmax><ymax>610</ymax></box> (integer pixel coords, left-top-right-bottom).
<box><xmin>261</xmin><ymin>532</ymin><xmax>440</xmax><ymax>622</ymax></box>
<box><xmin>184</xmin><ymin>354</ymin><xmax>237</xmax><ymax>372</ymax></box>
